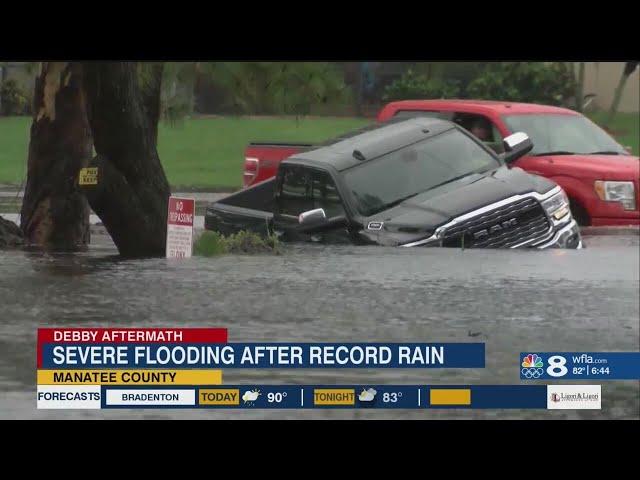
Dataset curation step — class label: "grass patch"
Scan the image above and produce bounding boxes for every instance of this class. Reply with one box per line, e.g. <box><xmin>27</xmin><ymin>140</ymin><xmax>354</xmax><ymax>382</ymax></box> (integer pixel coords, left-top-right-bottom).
<box><xmin>157</xmin><ymin>116</ymin><xmax>369</xmax><ymax>189</ymax></box>
<box><xmin>0</xmin><ymin>116</ymin><xmax>30</xmax><ymax>187</ymax></box>
<box><xmin>194</xmin><ymin>230</ymin><xmax>281</xmax><ymax>256</ymax></box>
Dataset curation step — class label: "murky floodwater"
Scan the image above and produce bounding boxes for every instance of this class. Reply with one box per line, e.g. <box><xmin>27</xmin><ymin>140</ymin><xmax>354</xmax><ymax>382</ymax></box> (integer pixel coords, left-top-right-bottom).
<box><xmin>1</xmin><ymin>235</ymin><xmax>638</xmax><ymax>419</ymax></box>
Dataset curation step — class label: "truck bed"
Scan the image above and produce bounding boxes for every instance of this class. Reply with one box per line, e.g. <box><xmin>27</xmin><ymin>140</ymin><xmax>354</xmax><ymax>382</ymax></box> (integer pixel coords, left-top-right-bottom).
<box><xmin>244</xmin><ymin>143</ymin><xmax>313</xmax><ymax>187</ymax></box>
<box><xmin>204</xmin><ymin>178</ymin><xmax>276</xmax><ymax>237</ymax></box>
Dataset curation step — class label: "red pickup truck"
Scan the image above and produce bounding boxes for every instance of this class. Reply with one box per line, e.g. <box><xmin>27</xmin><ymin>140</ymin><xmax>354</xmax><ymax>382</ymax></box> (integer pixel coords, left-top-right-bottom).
<box><xmin>243</xmin><ymin>100</ymin><xmax>639</xmax><ymax>226</ymax></box>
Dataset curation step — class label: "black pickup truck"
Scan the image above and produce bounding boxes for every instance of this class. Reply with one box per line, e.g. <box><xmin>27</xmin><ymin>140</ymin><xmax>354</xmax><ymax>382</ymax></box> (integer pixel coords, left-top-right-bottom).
<box><xmin>205</xmin><ymin>117</ymin><xmax>582</xmax><ymax>249</ymax></box>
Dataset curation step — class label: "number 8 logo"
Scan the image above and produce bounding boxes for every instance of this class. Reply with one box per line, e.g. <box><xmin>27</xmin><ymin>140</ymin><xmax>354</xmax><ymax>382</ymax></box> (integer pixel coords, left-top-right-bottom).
<box><xmin>546</xmin><ymin>355</ymin><xmax>568</xmax><ymax>377</ymax></box>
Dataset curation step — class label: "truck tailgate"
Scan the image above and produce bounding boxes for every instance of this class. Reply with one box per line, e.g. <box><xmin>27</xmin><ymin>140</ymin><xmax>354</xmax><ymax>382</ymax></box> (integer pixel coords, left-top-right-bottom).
<box><xmin>205</xmin><ymin>203</ymin><xmax>273</xmax><ymax>237</ymax></box>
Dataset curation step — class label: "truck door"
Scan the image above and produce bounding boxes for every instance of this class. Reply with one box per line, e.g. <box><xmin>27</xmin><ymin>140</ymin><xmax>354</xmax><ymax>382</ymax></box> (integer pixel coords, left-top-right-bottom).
<box><xmin>274</xmin><ymin>165</ymin><xmax>351</xmax><ymax>243</ymax></box>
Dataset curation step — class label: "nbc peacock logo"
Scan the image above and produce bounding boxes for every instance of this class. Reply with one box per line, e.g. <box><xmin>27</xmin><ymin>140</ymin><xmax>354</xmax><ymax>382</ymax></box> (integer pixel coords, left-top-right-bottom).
<box><xmin>521</xmin><ymin>353</ymin><xmax>544</xmax><ymax>379</ymax></box>
<box><xmin>522</xmin><ymin>354</ymin><xmax>543</xmax><ymax>368</ymax></box>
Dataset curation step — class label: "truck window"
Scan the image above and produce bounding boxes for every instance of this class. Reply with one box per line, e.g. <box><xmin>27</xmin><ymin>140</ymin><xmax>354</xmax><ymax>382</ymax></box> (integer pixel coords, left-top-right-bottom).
<box><xmin>502</xmin><ymin>113</ymin><xmax>626</xmax><ymax>155</ymax></box>
<box><xmin>277</xmin><ymin>166</ymin><xmax>346</xmax><ymax>218</ymax></box>
<box><xmin>452</xmin><ymin>112</ymin><xmax>504</xmax><ymax>153</ymax></box>
<box><xmin>393</xmin><ymin>110</ymin><xmax>453</xmax><ymax>120</ymax></box>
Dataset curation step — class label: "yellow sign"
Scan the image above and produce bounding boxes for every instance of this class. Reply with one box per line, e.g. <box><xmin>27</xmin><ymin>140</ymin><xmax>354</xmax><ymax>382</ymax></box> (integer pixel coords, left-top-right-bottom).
<box><xmin>78</xmin><ymin>167</ymin><xmax>98</xmax><ymax>185</ymax></box>
<box><xmin>429</xmin><ymin>388</ymin><xmax>472</xmax><ymax>406</ymax></box>
<box><xmin>314</xmin><ymin>388</ymin><xmax>355</xmax><ymax>405</ymax></box>
<box><xmin>37</xmin><ymin>369</ymin><xmax>222</xmax><ymax>385</ymax></box>
<box><xmin>199</xmin><ymin>389</ymin><xmax>240</xmax><ymax>405</ymax></box>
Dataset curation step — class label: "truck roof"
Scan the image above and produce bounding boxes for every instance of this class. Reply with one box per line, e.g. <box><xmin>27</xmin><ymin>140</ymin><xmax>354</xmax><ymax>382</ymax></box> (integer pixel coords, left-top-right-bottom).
<box><xmin>284</xmin><ymin>117</ymin><xmax>454</xmax><ymax>171</ymax></box>
<box><xmin>380</xmin><ymin>99</ymin><xmax>579</xmax><ymax>116</ymax></box>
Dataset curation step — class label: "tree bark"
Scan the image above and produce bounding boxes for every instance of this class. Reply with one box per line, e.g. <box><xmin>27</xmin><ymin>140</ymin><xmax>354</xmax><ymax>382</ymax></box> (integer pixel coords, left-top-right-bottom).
<box><xmin>80</xmin><ymin>62</ymin><xmax>170</xmax><ymax>258</ymax></box>
<box><xmin>20</xmin><ymin>62</ymin><xmax>92</xmax><ymax>250</ymax></box>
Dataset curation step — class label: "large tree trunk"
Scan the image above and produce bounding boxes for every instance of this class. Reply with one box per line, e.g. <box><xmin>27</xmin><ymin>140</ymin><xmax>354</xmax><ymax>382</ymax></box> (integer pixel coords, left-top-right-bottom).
<box><xmin>80</xmin><ymin>62</ymin><xmax>170</xmax><ymax>258</ymax></box>
<box><xmin>20</xmin><ymin>62</ymin><xmax>92</xmax><ymax>250</ymax></box>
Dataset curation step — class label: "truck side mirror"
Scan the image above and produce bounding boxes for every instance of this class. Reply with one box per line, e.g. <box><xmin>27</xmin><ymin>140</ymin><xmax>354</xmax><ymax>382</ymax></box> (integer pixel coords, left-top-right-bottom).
<box><xmin>299</xmin><ymin>208</ymin><xmax>326</xmax><ymax>225</ymax></box>
<box><xmin>298</xmin><ymin>208</ymin><xmax>348</xmax><ymax>234</ymax></box>
<box><xmin>501</xmin><ymin>132</ymin><xmax>534</xmax><ymax>164</ymax></box>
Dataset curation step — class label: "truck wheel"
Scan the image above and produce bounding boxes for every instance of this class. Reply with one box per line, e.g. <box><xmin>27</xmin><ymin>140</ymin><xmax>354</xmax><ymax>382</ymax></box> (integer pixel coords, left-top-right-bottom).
<box><xmin>569</xmin><ymin>199</ymin><xmax>590</xmax><ymax>226</ymax></box>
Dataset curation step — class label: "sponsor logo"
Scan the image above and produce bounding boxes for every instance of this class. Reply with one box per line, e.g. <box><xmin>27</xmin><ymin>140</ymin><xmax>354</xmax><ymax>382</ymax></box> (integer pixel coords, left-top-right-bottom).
<box><xmin>547</xmin><ymin>385</ymin><xmax>601</xmax><ymax>410</ymax></box>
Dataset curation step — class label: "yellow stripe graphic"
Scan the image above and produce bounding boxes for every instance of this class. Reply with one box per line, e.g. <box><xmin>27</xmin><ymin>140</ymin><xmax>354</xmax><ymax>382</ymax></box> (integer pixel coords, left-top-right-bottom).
<box><xmin>430</xmin><ymin>389</ymin><xmax>472</xmax><ymax>405</ymax></box>
<box><xmin>37</xmin><ymin>369</ymin><xmax>222</xmax><ymax>385</ymax></box>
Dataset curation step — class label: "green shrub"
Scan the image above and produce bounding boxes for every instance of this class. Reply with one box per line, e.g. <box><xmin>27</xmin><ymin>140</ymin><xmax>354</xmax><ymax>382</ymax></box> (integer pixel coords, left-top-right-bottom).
<box><xmin>0</xmin><ymin>79</ymin><xmax>29</xmax><ymax>115</ymax></box>
<box><xmin>465</xmin><ymin>62</ymin><xmax>575</xmax><ymax>106</ymax></box>
<box><xmin>383</xmin><ymin>69</ymin><xmax>461</xmax><ymax>101</ymax></box>
<box><xmin>194</xmin><ymin>230</ymin><xmax>281</xmax><ymax>257</ymax></box>
<box><xmin>202</xmin><ymin>62</ymin><xmax>352</xmax><ymax>116</ymax></box>
<box><xmin>193</xmin><ymin>231</ymin><xmax>228</xmax><ymax>256</ymax></box>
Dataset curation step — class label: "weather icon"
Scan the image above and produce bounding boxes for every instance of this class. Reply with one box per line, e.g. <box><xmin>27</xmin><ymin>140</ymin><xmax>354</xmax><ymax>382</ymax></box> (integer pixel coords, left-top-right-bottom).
<box><xmin>358</xmin><ymin>388</ymin><xmax>377</xmax><ymax>402</ymax></box>
<box><xmin>242</xmin><ymin>389</ymin><xmax>261</xmax><ymax>405</ymax></box>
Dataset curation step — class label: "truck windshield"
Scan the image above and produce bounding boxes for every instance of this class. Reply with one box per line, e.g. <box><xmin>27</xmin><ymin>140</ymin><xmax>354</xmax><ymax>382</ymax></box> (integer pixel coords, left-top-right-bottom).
<box><xmin>343</xmin><ymin>128</ymin><xmax>500</xmax><ymax>217</ymax></box>
<box><xmin>502</xmin><ymin>114</ymin><xmax>626</xmax><ymax>156</ymax></box>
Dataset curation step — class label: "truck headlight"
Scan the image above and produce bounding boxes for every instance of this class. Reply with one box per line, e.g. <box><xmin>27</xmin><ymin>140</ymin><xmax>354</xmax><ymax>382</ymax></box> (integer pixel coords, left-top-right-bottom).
<box><xmin>594</xmin><ymin>181</ymin><xmax>636</xmax><ymax>210</ymax></box>
<box><xmin>541</xmin><ymin>190</ymin><xmax>570</xmax><ymax>220</ymax></box>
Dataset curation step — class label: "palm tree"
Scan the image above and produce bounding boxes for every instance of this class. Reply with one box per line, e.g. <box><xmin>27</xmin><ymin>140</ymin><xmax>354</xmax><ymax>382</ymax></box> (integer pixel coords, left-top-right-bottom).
<box><xmin>606</xmin><ymin>62</ymin><xmax>639</xmax><ymax>126</ymax></box>
<box><xmin>0</xmin><ymin>62</ymin><xmax>6</xmax><ymax>114</ymax></box>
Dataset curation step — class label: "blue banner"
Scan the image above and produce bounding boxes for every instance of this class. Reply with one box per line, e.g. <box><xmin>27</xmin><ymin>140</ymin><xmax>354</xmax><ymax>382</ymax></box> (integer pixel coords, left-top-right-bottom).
<box><xmin>100</xmin><ymin>384</ymin><xmax>547</xmax><ymax>409</ymax></box>
<box><xmin>41</xmin><ymin>342</ymin><xmax>485</xmax><ymax>369</ymax></box>
<box><xmin>520</xmin><ymin>352</ymin><xmax>640</xmax><ymax>380</ymax></box>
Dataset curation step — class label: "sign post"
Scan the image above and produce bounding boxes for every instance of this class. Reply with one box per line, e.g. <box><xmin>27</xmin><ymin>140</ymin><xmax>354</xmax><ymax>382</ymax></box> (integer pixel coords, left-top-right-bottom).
<box><xmin>166</xmin><ymin>196</ymin><xmax>195</xmax><ymax>258</ymax></box>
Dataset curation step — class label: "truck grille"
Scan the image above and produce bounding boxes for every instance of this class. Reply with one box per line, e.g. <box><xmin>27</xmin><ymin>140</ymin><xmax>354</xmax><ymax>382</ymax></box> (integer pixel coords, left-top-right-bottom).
<box><xmin>441</xmin><ymin>197</ymin><xmax>550</xmax><ymax>248</ymax></box>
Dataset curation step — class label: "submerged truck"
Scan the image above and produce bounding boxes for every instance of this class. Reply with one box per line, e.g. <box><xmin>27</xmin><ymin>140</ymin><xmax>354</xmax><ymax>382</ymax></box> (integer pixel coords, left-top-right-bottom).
<box><xmin>205</xmin><ymin>117</ymin><xmax>582</xmax><ymax>249</ymax></box>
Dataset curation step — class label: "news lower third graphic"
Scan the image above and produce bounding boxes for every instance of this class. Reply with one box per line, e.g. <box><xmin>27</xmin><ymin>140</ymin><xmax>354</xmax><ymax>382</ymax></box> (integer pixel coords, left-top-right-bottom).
<box><xmin>520</xmin><ymin>352</ymin><xmax>640</xmax><ymax>380</ymax></box>
<box><xmin>35</xmin><ymin>328</ymin><xmax>637</xmax><ymax>410</ymax></box>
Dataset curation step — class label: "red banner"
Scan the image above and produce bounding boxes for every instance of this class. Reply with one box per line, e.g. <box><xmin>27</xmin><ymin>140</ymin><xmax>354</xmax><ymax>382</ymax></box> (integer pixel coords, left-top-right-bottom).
<box><xmin>37</xmin><ymin>328</ymin><xmax>228</xmax><ymax>367</ymax></box>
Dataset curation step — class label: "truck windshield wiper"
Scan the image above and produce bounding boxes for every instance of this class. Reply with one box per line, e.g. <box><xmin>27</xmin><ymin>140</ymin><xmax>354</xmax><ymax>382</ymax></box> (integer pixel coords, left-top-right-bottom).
<box><xmin>532</xmin><ymin>151</ymin><xmax>576</xmax><ymax>156</ymax></box>
<box><xmin>585</xmin><ymin>151</ymin><xmax>622</xmax><ymax>155</ymax></box>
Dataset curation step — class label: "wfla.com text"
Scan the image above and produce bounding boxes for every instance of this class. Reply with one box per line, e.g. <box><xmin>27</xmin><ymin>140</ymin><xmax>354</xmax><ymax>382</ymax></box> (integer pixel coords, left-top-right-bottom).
<box><xmin>572</xmin><ymin>354</ymin><xmax>607</xmax><ymax>364</ymax></box>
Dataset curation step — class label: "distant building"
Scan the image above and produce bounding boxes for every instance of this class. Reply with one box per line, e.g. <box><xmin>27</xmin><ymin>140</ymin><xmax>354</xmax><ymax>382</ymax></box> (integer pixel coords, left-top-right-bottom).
<box><xmin>581</xmin><ymin>62</ymin><xmax>639</xmax><ymax>112</ymax></box>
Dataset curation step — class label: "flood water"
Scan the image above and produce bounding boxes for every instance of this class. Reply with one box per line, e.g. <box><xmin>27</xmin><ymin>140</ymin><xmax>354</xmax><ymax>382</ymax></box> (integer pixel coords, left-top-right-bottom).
<box><xmin>1</xmin><ymin>235</ymin><xmax>638</xmax><ymax>419</ymax></box>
